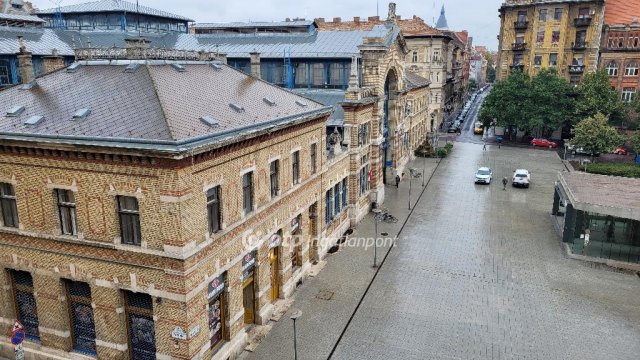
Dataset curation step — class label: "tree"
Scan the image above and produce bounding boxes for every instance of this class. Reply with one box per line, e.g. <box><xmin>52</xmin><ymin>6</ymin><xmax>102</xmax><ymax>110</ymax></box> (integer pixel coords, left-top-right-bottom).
<box><xmin>571</xmin><ymin>113</ymin><xmax>624</xmax><ymax>159</ymax></box>
<box><xmin>575</xmin><ymin>69</ymin><xmax>624</xmax><ymax>124</ymax></box>
<box><xmin>630</xmin><ymin>131</ymin><xmax>640</xmax><ymax>155</ymax></box>
<box><xmin>481</xmin><ymin>51</ymin><xmax>496</xmax><ymax>83</ymax></box>
<box><xmin>528</xmin><ymin>68</ymin><xmax>575</xmax><ymax>137</ymax></box>
<box><xmin>479</xmin><ymin>70</ymin><xmax>532</xmax><ymax>135</ymax></box>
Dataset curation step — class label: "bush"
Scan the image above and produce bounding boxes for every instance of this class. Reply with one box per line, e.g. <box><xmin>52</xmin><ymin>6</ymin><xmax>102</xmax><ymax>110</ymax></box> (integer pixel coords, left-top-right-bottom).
<box><xmin>579</xmin><ymin>162</ymin><xmax>640</xmax><ymax>178</ymax></box>
<box><xmin>444</xmin><ymin>143</ymin><xmax>454</xmax><ymax>152</ymax></box>
<box><xmin>436</xmin><ymin>148</ymin><xmax>448</xmax><ymax>158</ymax></box>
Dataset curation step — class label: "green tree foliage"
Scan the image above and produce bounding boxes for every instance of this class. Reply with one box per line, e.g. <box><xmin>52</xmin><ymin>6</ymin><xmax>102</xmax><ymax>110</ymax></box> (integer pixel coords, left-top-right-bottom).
<box><xmin>528</xmin><ymin>68</ymin><xmax>575</xmax><ymax>136</ymax></box>
<box><xmin>630</xmin><ymin>131</ymin><xmax>640</xmax><ymax>155</ymax></box>
<box><xmin>479</xmin><ymin>70</ymin><xmax>531</xmax><ymax>130</ymax></box>
<box><xmin>571</xmin><ymin>113</ymin><xmax>624</xmax><ymax>158</ymax></box>
<box><xmin>575</xmin><ymin>69</ymin><xmax>624</xmax><ymax>124</ymax></box>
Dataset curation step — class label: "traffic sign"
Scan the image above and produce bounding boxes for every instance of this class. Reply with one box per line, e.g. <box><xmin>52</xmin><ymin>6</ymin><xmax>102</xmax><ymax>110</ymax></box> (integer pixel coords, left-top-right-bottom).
<box><xmin>10</xmin><ymin>328</ymin><xmax>25</xmax><ymax>345</ymax></box>
<box><xmin>12</xmin><ymin>320</ymin><xmax>23</xmax><ymax>332</ymax></box>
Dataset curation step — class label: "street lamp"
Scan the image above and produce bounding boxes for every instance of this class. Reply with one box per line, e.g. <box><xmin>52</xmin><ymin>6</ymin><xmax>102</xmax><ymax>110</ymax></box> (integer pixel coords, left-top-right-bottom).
<box><xmin>290</xmin><ymin>309</ymin><xmax>302</xmax><ymax>360</ymax></box>
<box><xmin>372</xmin><ymin>208</ymin><xmax>382</xmax><ymax>267</ymax></box>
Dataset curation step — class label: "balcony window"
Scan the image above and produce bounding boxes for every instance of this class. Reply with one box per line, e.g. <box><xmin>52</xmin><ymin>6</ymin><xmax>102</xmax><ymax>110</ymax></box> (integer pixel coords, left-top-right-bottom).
<box><xmin>515</xmin><ymin>34</ymin><xmax>525</xmax><ymax>44</ymax></box>
<box><xmin>578</xmin><ymin>7</ymin><xmax>590</xmax><ymax>18</ymax></box>
<box><xmin>539</xmin><ymin>9</ymin><xmax>547</xmax><ymax>22</ymax></box>
<box><xmin>622</xmin><ymin>88</ymin><xmax>636</xmax><ymax>102</ymax></box>
<box><xmin>552</xmin><ymin>31</ymin><xmax>560</xmax><ymax>44</ymax></box>
<box><xmin>625</xmin><ymin>62</ymin><xmax>639</xmax><ymax>76</ymax></box>
<box><xmin>517</xmin><ymin>11</ymin><xmax>527</xmax><ymax>22</ymax></box>
<box><xmin>606</xmin><ymin>61</ymin><xmax>618</xmax><ymax>76</ymax></box>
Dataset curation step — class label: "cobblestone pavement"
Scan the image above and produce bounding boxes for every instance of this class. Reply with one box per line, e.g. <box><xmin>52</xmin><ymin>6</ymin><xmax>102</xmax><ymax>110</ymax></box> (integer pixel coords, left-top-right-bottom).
<box><xmin>244</xmin><ymin>143</ymin><xmax>640</xmax><ymax>360</ymax></box>
<box><xmin>331</xmin><ymin>143</ymin><xmax>640</xmax><ymax>360</ymax></box>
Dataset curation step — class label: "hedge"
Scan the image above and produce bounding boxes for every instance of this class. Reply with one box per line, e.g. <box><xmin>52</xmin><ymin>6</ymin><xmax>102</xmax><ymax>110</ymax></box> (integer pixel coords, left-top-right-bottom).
<box><xmin>580</xmin><ymin>162</ymin><xmax>640</xmax><ymax>178</ymax></box>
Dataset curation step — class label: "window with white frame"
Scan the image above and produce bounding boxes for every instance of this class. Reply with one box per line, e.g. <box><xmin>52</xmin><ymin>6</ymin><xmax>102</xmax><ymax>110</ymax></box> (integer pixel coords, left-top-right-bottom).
<box><xmin>622</xmin><ymin>87</ymin><xmax>636</xmax><ymax>102</ymax></box>
<box><xmin>606</xmin><ymin>61</ymin><xmax>618</xmax><ymax>76</ymax></box>
<box><xmin>625</xmin><ymin>61</ymin><xmax>639</xmax><ymax>76</ymax></box>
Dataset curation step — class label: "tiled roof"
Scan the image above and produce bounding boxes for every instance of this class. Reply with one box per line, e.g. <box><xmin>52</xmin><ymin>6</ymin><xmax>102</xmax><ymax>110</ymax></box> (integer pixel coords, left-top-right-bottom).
<box><xmin>0</xmin><ymin>62</ymin><xmax>330</xmax><ymax>152</ymax></box>
<box><xmin>404</xmin><ymin>71</ymin><xmax>431</xmax><ymax>90</ymax></box>
<box><xmin>456</xmin><ymin>31</ymin><xmax>469</xmax><ymax>45</ymax></box>
<box><xmin>0</xmin><ymin>13</ymin><xmax>44</xmax><ymax>23</ymax></box>
<box><xmin>192</xmin><ymin>21</ymin><xmax>313</xmax><ymax>29</ymax></box>
<box><xmin>0</xmin><ymin>27</ymin><xmax>75</xmax><ymax>56</ymax></box>
<box><xmin>36</xmin><ymin>0</ymin><xmax>193</xmax><ymax>22</ymax></box>
<box><xmin>604</xmin><ymin>0</ymin><xmax>640</xmax><ymax>25</ymax></box>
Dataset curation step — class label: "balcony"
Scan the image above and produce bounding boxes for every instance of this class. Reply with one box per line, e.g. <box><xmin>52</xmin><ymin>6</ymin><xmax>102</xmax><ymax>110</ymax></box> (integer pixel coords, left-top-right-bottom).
<box><xmin>514</xmin><ymin>20</ymin><xmax>529</xmax><ymax>30</ymax></box>
<box><xmin>510</xmin><ymin>63</ymin><xmax>525</xmax><ymax>71</ymax></box>
<box><xmin>572</xmin><ymin>41</ymin><xmax>588</xmax><ymax>50</ymax></box>
<box><xmin>574</xmin><ymin>16</ymin><xmax>592</xmax><ymax>27</ymax></box>
<box><xmin>568</xmin><ymin>65</ymin><xmax>585</xmax><ymax>74</ymax></box>
<box><xmin>512</xmin><ymin>42</ymin><xmax>526</xmax><ymax>51</ymax></box>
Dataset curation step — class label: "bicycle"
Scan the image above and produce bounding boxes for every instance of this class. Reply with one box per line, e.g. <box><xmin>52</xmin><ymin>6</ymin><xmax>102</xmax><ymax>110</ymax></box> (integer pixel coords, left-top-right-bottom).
<box><xmin>374</xmin><ymin>208</ymin><xmax>398</xmax><ymax>223</ymax></box>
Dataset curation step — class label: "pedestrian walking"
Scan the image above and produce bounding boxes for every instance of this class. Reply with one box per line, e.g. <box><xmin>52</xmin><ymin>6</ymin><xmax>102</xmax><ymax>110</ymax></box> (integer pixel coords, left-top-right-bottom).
<box><xmin>483</xmin><ymin>140</ymin><xmax>487</xmax><ymax>151</ymax></box>
<box><xmin>502</xmin><ymin>177</ymin><xmax>508</xmax><ymax>190</ymax></box>
<box><xmin>395</xmin><ymin>170</ymin><xmax>401</xmax><ymax>188</ymax></box>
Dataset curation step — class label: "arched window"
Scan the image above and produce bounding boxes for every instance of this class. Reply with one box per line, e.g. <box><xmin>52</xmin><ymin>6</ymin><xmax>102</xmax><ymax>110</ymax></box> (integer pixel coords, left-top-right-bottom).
<box><xmin>606</xmin><ymin>61</ymin><xmax>618</xmax><ymax>76</ymax></box>
<box><xmin>625</xmin><ymin>61</ymin><xmax>639</xmax><ymax>76</ymax></box>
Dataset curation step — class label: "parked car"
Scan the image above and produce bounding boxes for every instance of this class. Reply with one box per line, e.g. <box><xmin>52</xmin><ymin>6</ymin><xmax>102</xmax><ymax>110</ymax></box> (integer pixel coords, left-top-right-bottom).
<box><xmin>474</xmin><ymin>122</ymin><xmax>484</xmax><ymax>134</ymax></box>
<box><xmin>613</xmin><ymin>147</ymin><xmax>627</xmax><ymax>155</ymax></box>
<box><xmin>512</xmin><ymin>169</ymin><xmax>531</xmax><ymax>188</ymax></box>
<box><xmin>447</xmin><ymin>125</ymin><xmax>458</xmax><ymax>133</ymax></box>
<box><xmin>567</xmin><ymin>144</ymin><xmax>599</xmax><ymax>156</ymax></box>
<box><xmin>530</xmin><ymin>138</ymin><xmax>557</xmax><ymax>148</ymax></box>
<box><xmin>475</xmin><ymin>167</ymin><xmax>492</xmax><ymax>184</ymax></box>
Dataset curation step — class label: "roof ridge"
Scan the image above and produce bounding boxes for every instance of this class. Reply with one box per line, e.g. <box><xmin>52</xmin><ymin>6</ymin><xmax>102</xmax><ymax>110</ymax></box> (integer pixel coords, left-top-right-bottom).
<box><xmin>145</xmin><ymin>63</ymin><xmax>177</xmax><ymax>141</ymax></box>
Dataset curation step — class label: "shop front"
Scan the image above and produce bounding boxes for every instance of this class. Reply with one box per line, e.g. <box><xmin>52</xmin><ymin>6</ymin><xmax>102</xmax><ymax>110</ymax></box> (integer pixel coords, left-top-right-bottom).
<box><xmin>269</xmin><ymin>231</ymin><xmax>281</xmax><ymax>303</ymax></box>
<box><xmin>208</xmin><ymin>273</ymin><xmax>226</xmax><ymax>352</ymax></box>
<box><xmin>242</xmin><ymin>251</ymin><xmax>256</xmax><ymax>324</ymax></box>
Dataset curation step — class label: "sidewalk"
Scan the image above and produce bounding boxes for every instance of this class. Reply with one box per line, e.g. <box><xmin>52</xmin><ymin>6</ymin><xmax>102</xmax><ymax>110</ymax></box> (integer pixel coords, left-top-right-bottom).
<box><xmin>238</xmin><ymin>156</ymin><xmax>443</xmax><ymax>360</ymax></box>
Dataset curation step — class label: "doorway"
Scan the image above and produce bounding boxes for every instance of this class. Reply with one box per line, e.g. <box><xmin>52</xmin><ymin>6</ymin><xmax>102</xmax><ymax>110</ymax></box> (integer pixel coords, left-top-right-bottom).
<box><xmin>269</xmin><ymin>246</ymin><xmax>279</xmax><ymax>303</ymax></box>
<box><xmin>242</xmin><ymin>277</ymin><xmax>255</xmax><ymax>324</ymax></box>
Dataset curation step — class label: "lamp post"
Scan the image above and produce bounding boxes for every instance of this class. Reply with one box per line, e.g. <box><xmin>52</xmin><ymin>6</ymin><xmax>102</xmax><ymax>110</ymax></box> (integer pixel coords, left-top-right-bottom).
<box><xmin>372</xmin><ymin>208</ymin><xmax>382</xmax><ymax>267</ymax></box>
<box><xmin>408</xmin><ymin>172</ymin><xmax>412</xmax><ymax>210</ymax></box>
<box><xmin>290</xmin><ymin>309</ymin><xmax>302</xmax><ymax>360</ymax></box>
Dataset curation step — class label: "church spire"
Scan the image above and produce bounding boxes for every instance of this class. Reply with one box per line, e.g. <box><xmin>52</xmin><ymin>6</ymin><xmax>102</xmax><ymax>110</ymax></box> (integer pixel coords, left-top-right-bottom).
<box><xmin>436</xmin><ymin>4</ymin><xmax>448</xmax><ymax>30</ymax></box>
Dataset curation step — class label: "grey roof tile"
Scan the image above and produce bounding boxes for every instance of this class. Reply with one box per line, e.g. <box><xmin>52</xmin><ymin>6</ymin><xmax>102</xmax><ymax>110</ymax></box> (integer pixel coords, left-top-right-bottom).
<box><xmin>292</xmin><ymin>89</ymin><xmax>345</xmax><ymax>125</ymax></box>
<box><xmin>36</xmin><ymin>0</ymin><xmax>193</xmax><ymax>22</ymax></box>
<box><xmin>193</xmin><ymin>21</ymin><xmax>313</xmax><ymax>29</ymax></box>
<box><xmin>0</xmin><ymin>62</ymin><xmax>328</xmax><ymax>148</ymax></box>
<box><xmin>404</xmin><ymin>71</ymin><xmax>431</xmax><ymax>90</ymax></box>
<box><xmin>0</xmin><ymin>13</ymin><xmax>45</xmax><ymax>23</ymax></box>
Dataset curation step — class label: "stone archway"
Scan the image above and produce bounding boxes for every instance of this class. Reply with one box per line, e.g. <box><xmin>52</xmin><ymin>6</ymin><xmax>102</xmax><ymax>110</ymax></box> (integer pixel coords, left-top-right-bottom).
<box><xmin>383</xmin><ymin>68</ymin><xmax>399</xmax><ymax>185</ymax></box>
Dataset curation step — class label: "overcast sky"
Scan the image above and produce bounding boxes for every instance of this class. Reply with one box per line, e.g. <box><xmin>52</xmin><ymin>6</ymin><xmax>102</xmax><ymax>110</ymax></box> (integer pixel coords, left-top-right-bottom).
<box><xmin>32</xmin><ymin>0</ymin><xmax>504</xmax><ymax>50</ymax></box>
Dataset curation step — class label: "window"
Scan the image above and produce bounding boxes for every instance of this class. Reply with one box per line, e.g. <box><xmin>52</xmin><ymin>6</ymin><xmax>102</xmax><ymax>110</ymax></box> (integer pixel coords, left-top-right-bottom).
<box><xmin>553</xmin><ymin>8</ymin><xmax>563</xmax><ymax>21</ymax></box>
<box><xmin>578</xmin><ymin>7</ymin><xmax>590</xmax><ymax>18</ymax></box>
<box><xmin>534</xmin><ymin>55</ymin><xmax>542</xmax><ymax>66</ymax></box>
<box><xmin>341</xmin><ymin>178</ymin><xmax>348</xmax><ymax>208</ymax></box>
<box><xmin>0</xmin><ymin>182</ymin><xmax>18</xmax><ymax>228</ymax></box>
<box><xmin>9</xmin><ymin>270</ymin><xmax>39</xmax><ymax>340</ymax></box>
<box><xmin>325</xmin><ymin>189</ymin><xmax>332</xmax><ymax>224</ymax></box>
<box><xmin>622</xmin><ymin>88</ymin><xmax>636</xmax><ymax>102</ymax></box>
<box><xmin>329</xmin><ymin>62</ymin><xmax>348</xmax><ymax>88</ymax></box>
<box><xmin>549</xmin><ymin>53</ymin><xmax>558</xmax><ymax>66</ymax></box>
<box><xmin>56</xmin><ymin>189</ymin><xmax>77</xmax><ymax>235</ymax></box>
<box><xmin>412</xmin><ymin>51</ymin><xmax>418</xmax><ymax>63</ymax></box>
<box><xmin>270</xmin><ymin>160</ymin><xmax>279</xmax><ymax>198</ymax></box>
<box><xmin>310</xmin><ymin>144</ymin><xmax>317</xmax><ymax>175</ymax></box>
<box><xmin>515</xmin><ymin>33</ymin><xmax>525</xmax><ymax>44</ymax></box>
<box><xmin>294</xmin><ymin>62</ymin><xmax>308</xmax><ymax>87</ymax></box>
<box><xmin>291</xmin><ymin>215</ymin><xmax>302</xmax><ymax>267</ymax></box>
<box><xmin>358</xmin><ymin>122</ymin><xmax>371</xmax><ymax>145</ymax></box>
<box><xmin>66</xmin><ymin>281</ymin><xmax>96</xmax><ymax>355</ymax></box>
<box><xmin>606</xmin><ymin>61</ymin><xmax>618</xmax><ymax>76</ymax></box>
<box><xmin>124</xmin><ymin>291</ymin><xmax>156</xmax><ymax>359</ymax></box>
<box><xmin>517</xmin><ymin>11</ymin><xmax>527</xmax><ymax>22</ymax></box>
<box><xmin>207</xmin><ymin>186</ymin><xmax>222</xmax><ymax>233</ymax></box>
<box><xmin>433</xmin><ymin>50</ymin><xmax>440</xmax><ymax>61</ymax></box>
<box><xmin>539</xmin><ymin>9</ymin><xmax>547</xmax><ymax>22</ymax></box>
<box><xmin>537</xmin><ymin>29</ymin><xmax>545</xmax><ymax>43</ymax></box>
<box><xmin>118</xmin><ymin>196</ymin><xmax>141</xmax><ymax>245</ymax></box>
<box><xmin>359</xmin><ymin>165</ymin><xmax>370</xmax><ymax>195</ymax></box>
<box><xmin>334</xmin><ymin>183</ymin><xmax>340</xmax><ymax>215</ymax></box>
<box><xmin>312</xmin><ymin>63</ymin><xmax>325</xmax><ymax>86</ymax></box>
<box><xmin>292</xmin><ymin>151</ymin><xmax>300</xmax><ymax>185</ymax></box>
<box><xmin>575</xmin><ymin>30</ymin><xmax>586</xmax><ymax>46</ymax></box>
<box><xmin>242</xmin><ymin>172</ymin><xmax>254</xmax><ymax>215</ymax></box>
<box><xmin>625</xmin><ymin>61</ymin><xmax>639</xmax><ymax>76</ymax></box>
<box><xmin>552</xmin><ymin>30</ymin><xmax>560</xmax><ymax>43</ymax></box>
<box><xmin>513</xmin><ymin>54</ymin><xmax>523</xmax><ymax>65</ymax></box>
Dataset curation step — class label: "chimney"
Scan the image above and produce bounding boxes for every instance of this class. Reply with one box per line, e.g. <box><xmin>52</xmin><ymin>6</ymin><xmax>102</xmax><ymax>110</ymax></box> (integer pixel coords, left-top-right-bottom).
<box><xmin>124</xmin><ymin>37</ymin><xmax>151</xmax><ymax>59</ymax></box>
<box><xmin>285</xmin><ymin>17</ymin><xmax>291</xmax><ymax>22</ymax></box>
<box><xmin>250</xmin><ymin>51</ymin><xmax>261</xmax><ymax>78</ymax></box>
<box><xmin>354</xmin><ymin>16</ymin><xmax>360</xmax><ymax>23</ymax></box>
<box><xmin>396</xmin><ymin>15</ymin><xmax>401</xmax><ymax>20</ymax></box>
<box><xmin>16</xmin><ymin>36</ymin><xmax>35</xmax><ymax>85</ymax></box>
<box><xmin>316</xmin><ymin>17</ymin><xmax>325</xmax><ymax>23</ymax></box>
<box><xmin>368</xmin><ymin>16</ymin><xmax>380</xmax><ymax>22</ymax></box>
<box><xmin>333</xmin><ymin>17</ymin><xmax>341</xmax><ymax>23</ymax></box>
<box><xmin>43</xmin><ymin>48</ymin><xmax>65</xmax><ymax>74</ymax></box>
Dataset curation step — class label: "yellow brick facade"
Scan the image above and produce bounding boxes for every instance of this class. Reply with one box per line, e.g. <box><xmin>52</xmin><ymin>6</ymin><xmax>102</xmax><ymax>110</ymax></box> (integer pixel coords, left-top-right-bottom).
<box><xmin>497</xmin><ymin>0</ymin><xmax>604</xmax><ymax>83</ymax></box>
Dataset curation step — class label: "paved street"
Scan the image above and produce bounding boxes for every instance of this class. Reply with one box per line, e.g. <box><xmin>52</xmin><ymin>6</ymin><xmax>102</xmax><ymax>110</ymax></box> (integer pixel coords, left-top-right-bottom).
<box><xmin>244</xmin><ymin>142</ymin><xmax>640</xmax><ymax>360</ymax></box>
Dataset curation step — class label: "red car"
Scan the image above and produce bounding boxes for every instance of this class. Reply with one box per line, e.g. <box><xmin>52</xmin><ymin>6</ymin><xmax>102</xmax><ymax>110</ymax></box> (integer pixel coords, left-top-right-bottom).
<box><xmin>613</xmin><ymin>147</ymin><xmax>627</xmax><ymax>155</ymax></box>
<box><xmin>530</xmin><ymin>138</ymin><xmax>558</xmax><ymax>148</ymax></box>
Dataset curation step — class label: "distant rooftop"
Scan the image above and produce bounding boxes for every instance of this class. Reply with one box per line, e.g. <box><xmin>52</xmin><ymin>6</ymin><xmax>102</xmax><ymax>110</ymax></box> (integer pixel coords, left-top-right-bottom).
<box><xmin>604</xmin><ymin>0</ymin><xmax>640</xmax><ymax>26</ymax></box>
<box><xmin>315</xmin><ymin>15</ymin><xmax>443</xmax><ymax>37</ymax></box>
<box><xmin>36</xmin><ymin>0</ymin><xmax>193</xmax><ymax>22</ymax></box>
<box><xmin>192</xmin><ymin>20</ymin><xmax>314</xmax><ymax>34</ymax></box>
<box><xmin>0</xmin><ymin>12</ymin><xmax>45</xmax><ymax>24</ymax></box>
<box><xmin>0</xmin><ymin>61</ymin><xmax>330</xmax><ymax>154</ymax></box>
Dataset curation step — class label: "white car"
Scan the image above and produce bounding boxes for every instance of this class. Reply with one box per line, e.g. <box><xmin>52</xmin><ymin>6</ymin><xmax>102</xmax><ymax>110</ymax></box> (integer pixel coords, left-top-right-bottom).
<box><xmin>512</xmin><ymin>169</ymin><xmax>530</xmax><ymax>188</ymax></box>
<box><xmin>475</xmin><ymin>167</ymin><xmax>492</xmax><ymax>184</ymax></box>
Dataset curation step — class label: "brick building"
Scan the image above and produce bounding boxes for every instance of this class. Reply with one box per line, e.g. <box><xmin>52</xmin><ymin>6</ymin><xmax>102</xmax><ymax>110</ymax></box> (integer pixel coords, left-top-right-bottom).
<box><xmin>497</xmin><ymin>0</ymin><xmax>605</xmax><ymax>84</ymax></box>
<box><xmin>0</xmin><ymin>18</ymin><xmax>431</xmax><ymax>360</ymax></box>
<box><xmin>598</xmin><ymin>0</ymin><xmax>640</xmax><ymax>102</ymax></box>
